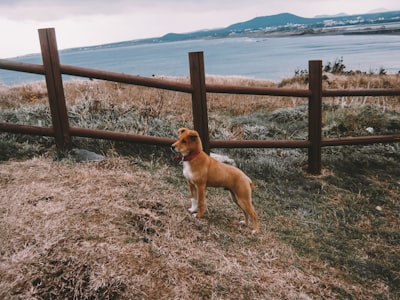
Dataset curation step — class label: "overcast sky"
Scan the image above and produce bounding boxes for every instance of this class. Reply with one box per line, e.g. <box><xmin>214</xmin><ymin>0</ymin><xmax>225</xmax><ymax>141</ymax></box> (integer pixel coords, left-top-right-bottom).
<box><xmin>1</xmin><ymin>0</ymin><xmax>399</xmax><ymax>58</ymax></box>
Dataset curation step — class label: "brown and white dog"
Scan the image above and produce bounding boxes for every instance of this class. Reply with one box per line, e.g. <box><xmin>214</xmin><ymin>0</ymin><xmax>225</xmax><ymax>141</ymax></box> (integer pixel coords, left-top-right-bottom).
<box><xmin>172</xmin><ymin>128</ymin><xmax>260</xmax><ymax>232</ymax></box>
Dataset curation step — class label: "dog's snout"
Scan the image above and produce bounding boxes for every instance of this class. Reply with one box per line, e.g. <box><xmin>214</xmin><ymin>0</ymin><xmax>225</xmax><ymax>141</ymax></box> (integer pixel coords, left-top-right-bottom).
<box><xmin>171</xmin><ymin>143</ymin><xmax>178</xmax><ymax>153</ymax></box>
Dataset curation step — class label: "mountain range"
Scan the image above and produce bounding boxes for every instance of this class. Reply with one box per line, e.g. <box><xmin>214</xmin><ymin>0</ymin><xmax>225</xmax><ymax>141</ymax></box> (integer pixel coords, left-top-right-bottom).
<box><xmin>68</xmin><ymin>10</ymin><xmax>400</xmax><ymax>52</ymax></box>
<box><xmin>160</xmin><ymin>10</ymin><xmax>400</xmax><ymax>41</ymax></box>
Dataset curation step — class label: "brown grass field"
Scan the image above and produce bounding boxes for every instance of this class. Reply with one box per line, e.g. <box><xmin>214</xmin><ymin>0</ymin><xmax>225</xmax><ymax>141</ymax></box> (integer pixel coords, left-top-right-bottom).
<box><xmin>0</xmin><ymin>72</ymin><xmax>399</xmax><ymax>299</ymax></box>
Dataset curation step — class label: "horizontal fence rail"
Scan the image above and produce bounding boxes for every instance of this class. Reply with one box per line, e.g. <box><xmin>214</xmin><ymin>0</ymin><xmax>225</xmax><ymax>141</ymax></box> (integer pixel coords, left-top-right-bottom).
<box><xmin>323</xmin><ymin>88</ymin><xmax>400</xmax><ymax>97</ymax></box>
<box><xmin>322</xmin><ymin>135</ymin><xmax>400</xmax><ymax>147</ymax></box>
<box><xmin>69</xmin><ymin>127</ymin><xmax>175</xmax><ymax>146</ymax></box>
<box><xmin>60</xmin><ymin>64</ymin><xmax>194</xmax><ymax>93</ymax></box>
<box><xmin>1</xmin><ymin>27</ymin><xmax>400</xmax><ymax>174</ymax></box>
<box><xmin>0</xmin><ymin>122</ymin><xmax>55</xmax><ymax>136</ymax></box>
<box><xmin>210</xmin><ymin>139</ymin><xmax>312</xmax><ymax>149</ymax></box>
<box><xmin>206</xmin><ymin>84</ymin><xmax>312</xmax><ymax>97</ymax></box>
<box><xmin>0</xmin><ymin>60</ymin><xmax>45</xmax><ymax>75</ymax></box>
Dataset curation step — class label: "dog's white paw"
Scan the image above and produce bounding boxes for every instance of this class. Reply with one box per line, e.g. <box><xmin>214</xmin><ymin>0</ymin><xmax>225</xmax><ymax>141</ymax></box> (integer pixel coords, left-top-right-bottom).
<box><xmin>239</xmin><ymin>220</ymin><xmax>247</xmax><ymax>226</ymax></box>
<box><xmin>188</xmin><ymin>198</ymin><xmax>198</xmax><ymax>214</ymax></box>
<box><xmin>191</xmin><ymin>213</ymin><xmax>197</xmax><ymax>218</ymax></box>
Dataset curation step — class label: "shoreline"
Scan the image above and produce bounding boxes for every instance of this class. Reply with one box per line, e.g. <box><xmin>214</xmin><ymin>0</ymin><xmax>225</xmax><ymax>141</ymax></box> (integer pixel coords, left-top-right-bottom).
<box><xmin>231</xmin><ymin>24</ymin><xmax>400</xmax><ymax>39</ymax></box>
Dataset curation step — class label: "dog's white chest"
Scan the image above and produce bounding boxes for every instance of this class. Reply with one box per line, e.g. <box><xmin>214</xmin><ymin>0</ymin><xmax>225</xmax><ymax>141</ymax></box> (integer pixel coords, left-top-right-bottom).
<box><xmin>183</xmin><ymin>162</ymin><xmax>194</xmax><ymax>181</ymax></box>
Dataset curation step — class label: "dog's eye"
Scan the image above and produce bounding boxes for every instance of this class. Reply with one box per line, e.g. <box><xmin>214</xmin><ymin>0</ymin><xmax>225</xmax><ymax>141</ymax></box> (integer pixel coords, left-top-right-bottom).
<box><xmin>181</xmin><ymin>139</ymin><xmax>186</xmax><ymax>144</ymax></box>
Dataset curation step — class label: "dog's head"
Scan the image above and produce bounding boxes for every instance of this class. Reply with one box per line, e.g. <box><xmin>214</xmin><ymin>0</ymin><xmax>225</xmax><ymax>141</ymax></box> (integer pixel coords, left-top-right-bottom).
<box><xmin>172</xmin><ymin>128</ymin><xmax>202</xmax><ymax>156</ymax></box>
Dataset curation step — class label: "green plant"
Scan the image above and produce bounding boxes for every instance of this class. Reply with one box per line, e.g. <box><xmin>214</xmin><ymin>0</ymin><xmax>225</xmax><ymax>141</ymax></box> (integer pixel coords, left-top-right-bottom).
<box><xmin>323</xmin><ymin>56</ymin><xmax>346</xmax><ymax>74</ymax></box>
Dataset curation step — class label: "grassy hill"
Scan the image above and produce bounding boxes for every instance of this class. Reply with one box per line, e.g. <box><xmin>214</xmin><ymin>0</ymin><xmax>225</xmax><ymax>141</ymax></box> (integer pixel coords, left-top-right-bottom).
<box><xmin>0</xmin><ymin>72</ymin><xmax>399</xmax><ymax>299</ymax></box>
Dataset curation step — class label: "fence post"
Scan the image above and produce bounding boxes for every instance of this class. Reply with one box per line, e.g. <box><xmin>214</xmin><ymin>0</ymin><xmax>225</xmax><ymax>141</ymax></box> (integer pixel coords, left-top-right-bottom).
<box><xmin>308</xmin><ymin>60</ymin><xmax>323</xmax><ymax>174</ymax></box>
<box><xmin>38</xmin><ymin>28</ymin><xmax>72</xmax><ymax>151</ymax></box>
<box><xmin>189</xmin><ymin>51</ymin><xmax>210</xmax><ymax>154</ymax></box>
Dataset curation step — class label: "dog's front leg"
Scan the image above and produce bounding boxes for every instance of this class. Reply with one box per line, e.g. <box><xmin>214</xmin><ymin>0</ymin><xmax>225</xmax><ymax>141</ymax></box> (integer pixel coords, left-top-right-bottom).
<box><xmin>195</xmin><ymin>183</ymin><xmax>206</xmax><ymax>218</ymax></box>
<box><xmin>189</xmin><ymin>198</ymin><xmax>198</xmax><ymax>214</ymax></box>
<box><xmin>188</xmin><ymin>182</ymin><xmax>198</xmax><ymax>214</ymax></box>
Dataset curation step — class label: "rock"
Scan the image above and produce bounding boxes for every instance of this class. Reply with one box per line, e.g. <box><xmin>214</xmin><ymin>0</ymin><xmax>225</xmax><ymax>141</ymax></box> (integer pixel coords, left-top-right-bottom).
<box><xmin>366</xmin><ymin>127</ymin><xmax>374</xmax><ymax>134</ymax></box>
<box><xmin>70</xmin><ymin>148</ymin><xmax>105</xmax><ymax>162</ymax></box>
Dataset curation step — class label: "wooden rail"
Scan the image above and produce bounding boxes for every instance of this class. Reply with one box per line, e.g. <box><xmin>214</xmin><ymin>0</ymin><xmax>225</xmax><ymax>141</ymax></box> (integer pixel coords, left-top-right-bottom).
<box><xmin>1</xmin><ymin>28</ymin><xmax>400</xmax><ymax>174</ymax></box>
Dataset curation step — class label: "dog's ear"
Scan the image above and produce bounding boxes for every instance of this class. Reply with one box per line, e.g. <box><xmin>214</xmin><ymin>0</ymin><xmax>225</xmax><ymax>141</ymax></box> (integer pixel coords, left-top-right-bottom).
<box><xmin>177</xmin><ymin>128</ymin><xmax>188</xmax><ymax>135</ymax></box>
<box><xmin>188</xmin><ymin>131</ymin><xmax>199</xmax><ymax>141</ymax></box>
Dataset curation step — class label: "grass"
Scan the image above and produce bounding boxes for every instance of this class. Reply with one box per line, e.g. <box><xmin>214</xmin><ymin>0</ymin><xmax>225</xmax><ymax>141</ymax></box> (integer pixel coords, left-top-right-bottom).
<box><xmin>0</xmin><ymin>72</ymin><xmax>399</xmax><ymax>299</ymax></box>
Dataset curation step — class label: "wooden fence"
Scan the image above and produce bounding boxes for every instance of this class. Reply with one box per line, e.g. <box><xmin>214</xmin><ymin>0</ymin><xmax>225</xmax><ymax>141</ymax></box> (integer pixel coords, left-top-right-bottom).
<box><xmin>0</xmin><ymin>28</ymin><xmax>399</xmax><ymax>174</ymax></box>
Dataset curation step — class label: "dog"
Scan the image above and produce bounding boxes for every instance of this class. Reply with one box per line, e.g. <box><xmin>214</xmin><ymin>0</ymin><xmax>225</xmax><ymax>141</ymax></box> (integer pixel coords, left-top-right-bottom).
<box><xmin>172</xmin><ymin>128</ymin><xmax>260</xmax><ymax>233</ymax></box>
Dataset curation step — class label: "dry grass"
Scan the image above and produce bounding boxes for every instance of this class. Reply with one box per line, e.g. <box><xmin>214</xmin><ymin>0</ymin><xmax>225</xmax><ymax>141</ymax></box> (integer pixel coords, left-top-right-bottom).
<box><xmin>3</xmin><ymin>153</ymin><xmax>397</xmax><ymax>299</ymax></box>
<box><xmin>0</xmin><ymin>156</ymin><xmax>344</xmax><ymax>299</ymax></box>
<box><xmin>1</xmin><ymin>72</ymin><xmax>399</xmax><ymax>116</ymax></box>
<box><xmin>0</xmin><ymin>73</ymin><xmax>399</xmax><ymax>299</ymax></box>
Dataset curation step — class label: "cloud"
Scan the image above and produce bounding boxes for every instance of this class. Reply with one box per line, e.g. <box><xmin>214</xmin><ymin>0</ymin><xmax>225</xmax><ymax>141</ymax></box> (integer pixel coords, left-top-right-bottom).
<box><xmin>0</xmin><ymin>0</ymin><xmax>271</xmax><ymax>21</ymax></box>
<box><xmin>2</xmin><ymin>0</ymin><xmax>399</xmax><ymax>23</ymax></box>
<box><xmin>0</xmin><ymin>0</ymin><xmax>146</xmax><ymax>20</ymax></box>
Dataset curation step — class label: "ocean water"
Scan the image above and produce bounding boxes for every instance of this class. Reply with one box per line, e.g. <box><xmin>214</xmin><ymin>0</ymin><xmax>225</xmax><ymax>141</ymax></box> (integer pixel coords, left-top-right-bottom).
<box><xmin>1</xmin><ymin>34</ymin><xmax>400</xmax><ymax>85</ymax></box>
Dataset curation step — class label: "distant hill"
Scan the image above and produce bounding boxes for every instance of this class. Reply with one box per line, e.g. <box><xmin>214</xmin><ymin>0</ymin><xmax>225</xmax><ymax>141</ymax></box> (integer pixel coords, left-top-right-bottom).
<box><xmin>67</xmin><ymin>10</ymin><xmax>400</xmax><ymax>52</ymax></box>
<box><xmin>156</xmin><ymin>10</ymin><xmax>400</xmax><ymax>42</ymax></box>
<box><xmin>226</xmin><ymin>13</ymin><xmax>315</xmax><ymax>31</ymax></box>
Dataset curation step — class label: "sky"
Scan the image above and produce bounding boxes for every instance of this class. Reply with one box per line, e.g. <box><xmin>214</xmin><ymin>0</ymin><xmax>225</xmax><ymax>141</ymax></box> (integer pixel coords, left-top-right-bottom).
<box><xmin>0</xmin><ymin>0</ymin><xmax>399</xmax><ymax>58</ymax></box>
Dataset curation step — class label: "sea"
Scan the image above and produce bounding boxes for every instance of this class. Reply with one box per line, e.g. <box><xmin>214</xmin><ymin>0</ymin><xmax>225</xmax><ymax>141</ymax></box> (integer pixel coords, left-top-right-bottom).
<box><xmin>1</xmin><ymin>34</ymin><xmax>400</xmax><ymax>86</ymax></box>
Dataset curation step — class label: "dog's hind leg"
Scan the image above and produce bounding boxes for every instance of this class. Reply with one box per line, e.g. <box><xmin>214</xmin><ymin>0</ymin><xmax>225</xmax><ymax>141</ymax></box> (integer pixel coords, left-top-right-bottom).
<box><xmin>230</xmin><ymin>191</ymin><xmax>249</xmax><ymax>225</ymax></box>
<box><xmin>230</xmin><ymin>190</ymin><xmax>259</xmax><ymax>232</ymax></box>
<box><xmin>245</xmin><ymin>204</ymin><xmax>260</xmax><ymax>233</ymax></box>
